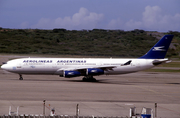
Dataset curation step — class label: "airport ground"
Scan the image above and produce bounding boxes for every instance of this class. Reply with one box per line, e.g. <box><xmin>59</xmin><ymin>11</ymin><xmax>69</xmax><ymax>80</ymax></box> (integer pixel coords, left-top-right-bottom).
<box><xmin>0</xmin><ymin>70</ymin><xmax>180</xmax><ymax>117</ymax></box>
<box><xmin>0</xmin><ymin>55</ymin><xmax>180</xmax><ymax>118</ymax></box>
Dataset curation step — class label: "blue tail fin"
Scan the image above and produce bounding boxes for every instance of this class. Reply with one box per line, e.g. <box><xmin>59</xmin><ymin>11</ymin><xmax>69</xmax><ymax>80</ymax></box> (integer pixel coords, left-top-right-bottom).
<box><xmin>139</xmin><ymin>35</ymin><xmax>174</xmax><ymax>59</ymax></box>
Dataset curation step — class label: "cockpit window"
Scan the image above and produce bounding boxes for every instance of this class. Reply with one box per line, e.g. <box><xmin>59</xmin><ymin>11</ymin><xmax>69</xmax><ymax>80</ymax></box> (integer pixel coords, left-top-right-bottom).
<box><xmin>2</xmin><ymin>62</ymin><xmax>7</xmax><ymax>64</ymax></box>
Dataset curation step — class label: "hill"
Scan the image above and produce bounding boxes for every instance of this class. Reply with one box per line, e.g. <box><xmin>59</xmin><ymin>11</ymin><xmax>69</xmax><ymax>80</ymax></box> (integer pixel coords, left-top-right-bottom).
<box><xmin>0</xmin><ymin>28</ymin><xmax>179</xmax><ymax>58</ymax></box>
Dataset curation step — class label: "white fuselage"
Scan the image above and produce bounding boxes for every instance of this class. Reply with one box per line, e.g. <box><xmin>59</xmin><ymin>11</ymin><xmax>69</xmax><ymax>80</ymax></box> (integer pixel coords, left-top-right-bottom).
<box><xmin>1</xmin><ymin>58</ymin><xmax>156</xmax><ymax>76</ymax></box>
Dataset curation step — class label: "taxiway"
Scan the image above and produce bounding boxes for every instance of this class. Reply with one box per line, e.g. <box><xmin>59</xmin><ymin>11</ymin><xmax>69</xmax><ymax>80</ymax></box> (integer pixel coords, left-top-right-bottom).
<box><xmin>0</xmin><ymin>69</ymin><xmax>180</xmax><ymax>117</ymax></box>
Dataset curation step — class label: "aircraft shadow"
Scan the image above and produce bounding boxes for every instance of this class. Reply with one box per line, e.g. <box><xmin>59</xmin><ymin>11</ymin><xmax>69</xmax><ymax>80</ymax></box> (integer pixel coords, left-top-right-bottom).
<box><xmin>20</xmin><ymin>77</ymin><xmax>171</xmax><ymax>86</ymax></box>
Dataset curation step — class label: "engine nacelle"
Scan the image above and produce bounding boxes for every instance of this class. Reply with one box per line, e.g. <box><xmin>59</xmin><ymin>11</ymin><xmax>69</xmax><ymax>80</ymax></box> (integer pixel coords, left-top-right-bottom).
<box><xmin>64</xmin><ymin>71</ymin><xmax>81</xmax><ymax>78</ymax></box>
<box><xmin>87</xmin><ymin>68</ymin><xmax>104</xmax><ymax>76</ymax></box>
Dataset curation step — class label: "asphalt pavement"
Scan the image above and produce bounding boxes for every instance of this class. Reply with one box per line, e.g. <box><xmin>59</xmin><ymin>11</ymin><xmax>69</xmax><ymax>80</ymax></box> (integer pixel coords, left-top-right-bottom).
<box><xmin>0</xmin><ymin>69</ymin><xmax>180</xmax><ymax>118</ymax></box>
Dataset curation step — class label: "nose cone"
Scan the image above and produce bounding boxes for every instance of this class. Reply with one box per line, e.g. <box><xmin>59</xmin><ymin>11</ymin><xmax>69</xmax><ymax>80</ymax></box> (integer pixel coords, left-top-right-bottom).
<box><xmin>1</xmin><ymin>64</ymin><xmax>5</xmax><ymax>69</ymax></box>
<box><xmin>1</xmin><ymin>64</ymin><xmax>11</xmax><ymax>71</ymax></box>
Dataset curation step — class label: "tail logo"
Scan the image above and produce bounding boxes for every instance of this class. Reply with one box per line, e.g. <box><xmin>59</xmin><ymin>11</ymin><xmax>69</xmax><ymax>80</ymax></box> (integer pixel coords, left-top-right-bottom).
<box><xmin>152</xmin><ymin>46</ymin><xmax>166</xmax><ymax>51</ymax></box>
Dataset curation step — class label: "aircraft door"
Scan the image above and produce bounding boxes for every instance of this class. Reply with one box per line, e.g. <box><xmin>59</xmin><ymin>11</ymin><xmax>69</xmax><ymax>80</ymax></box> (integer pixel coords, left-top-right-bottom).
<box><xmin>52</xmin><ymin>63</ymin><xmax>57</xmax><ymax>68</ymax></box>
<box><xmin>96</xmin><ymin>60</ymin><xmax>103</xmax><ymax>66</ymax></box>
<box><xmin>132</xmin><ymin>60</ymin><xmax>141</xmax><ymax>68</ymax></box>
<box><xmin>16</xmin><ymin>61</ymin><xmax>23</xmax><ymax>70</ymax></box>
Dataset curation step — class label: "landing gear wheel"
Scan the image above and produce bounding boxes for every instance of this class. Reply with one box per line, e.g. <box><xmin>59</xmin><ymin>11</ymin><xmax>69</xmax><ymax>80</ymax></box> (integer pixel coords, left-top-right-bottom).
<box><xmin>82</xmin><ymin>77</ymin><xmax>88</xmax><ymax>81</ymax></box>
<box><xmin>19</xmin><ymin>74</ymin><xmax>23</xmax><ymax>80</ymax></box>
<box><xmin>82</xmin><ymin>76</ymin><xmax>97</xmax><ymax>82</ymax></box>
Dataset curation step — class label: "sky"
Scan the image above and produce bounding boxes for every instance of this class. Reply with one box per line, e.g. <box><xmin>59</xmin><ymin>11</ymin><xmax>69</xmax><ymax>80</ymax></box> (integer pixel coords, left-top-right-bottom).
<box><xmin>0</xmin><ymin>0</ymin><xmax>180</xmax><ymax>32</ymax></box>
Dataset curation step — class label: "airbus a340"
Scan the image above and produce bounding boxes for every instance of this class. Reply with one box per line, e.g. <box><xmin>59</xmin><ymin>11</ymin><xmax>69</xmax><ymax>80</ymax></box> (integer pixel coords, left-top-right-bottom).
<box><xmin>1</xmin><ymin>35</ymin><xmax>174</xmax><ymax>81</ymax></box>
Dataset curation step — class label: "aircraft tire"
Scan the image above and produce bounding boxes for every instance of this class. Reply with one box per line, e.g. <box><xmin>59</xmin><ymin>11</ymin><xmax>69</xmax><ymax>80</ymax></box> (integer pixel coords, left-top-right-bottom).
<box><xmin>19</xmin><ymin>74</ymin><xmax>23</xmax><ymax>80</ymax></box>
<box><xmin>19</xmin><ymin>77</ymin><xmax>23</xmax><ymax>80</ymax></box>
<box><xmin>82</xmin><ymin>76</ymin><xmax>97</xmax><ymax>82</ymax></box>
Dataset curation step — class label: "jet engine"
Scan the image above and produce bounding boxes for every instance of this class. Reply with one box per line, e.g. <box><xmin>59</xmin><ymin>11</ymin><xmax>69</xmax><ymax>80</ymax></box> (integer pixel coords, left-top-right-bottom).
<box><xmin>64</xmin><ymin>70</ymin><xmax>81</xmax><ymax>78</ymax></box>
<box><xmin>86</xmin><ymin>68</ymin><xmax>104</xmax><ymax>76</ymax></box>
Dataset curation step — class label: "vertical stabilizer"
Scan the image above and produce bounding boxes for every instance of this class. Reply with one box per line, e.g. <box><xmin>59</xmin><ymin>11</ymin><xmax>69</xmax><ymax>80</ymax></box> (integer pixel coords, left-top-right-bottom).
<box><xmin>139</xmin><ymin>35</ymin><xmax>174</xmax><ymax>59</ymax></box>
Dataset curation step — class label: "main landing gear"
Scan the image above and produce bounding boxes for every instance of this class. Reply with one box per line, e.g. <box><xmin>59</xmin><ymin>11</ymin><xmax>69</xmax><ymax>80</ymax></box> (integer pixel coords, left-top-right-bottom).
<box><xmin>82</xmin><ymin>75</ymin><xmax>97</xmax><ymax>82</ymax></box>
<box><xmin>19</xmin><ymin>74</ymin><xmax>23</xmax><ymax>80</ymax></box>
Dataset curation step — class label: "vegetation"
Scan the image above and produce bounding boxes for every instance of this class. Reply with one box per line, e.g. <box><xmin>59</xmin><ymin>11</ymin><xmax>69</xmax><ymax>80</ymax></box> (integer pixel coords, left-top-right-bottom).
<box><xmin>144</xmin><ymin>69</ymin><xmax>180</xmax><ymax>73</ymax></box>
<box><xmin>158</xmin><ymin>62</ymin><xmax>180</xmax><ymax>67</ymax></box>
<box><xmin>0</xmin><ymin>28</ymin><xmax>180</xmax><ymax>58</ymax></box>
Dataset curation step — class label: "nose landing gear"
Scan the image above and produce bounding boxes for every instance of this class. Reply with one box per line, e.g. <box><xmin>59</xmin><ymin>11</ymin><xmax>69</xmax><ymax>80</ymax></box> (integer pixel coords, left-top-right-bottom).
<box><xmin>19</xmin><ymin>74</ymin><xmax>23</xmax><ymax>80</ymax></box>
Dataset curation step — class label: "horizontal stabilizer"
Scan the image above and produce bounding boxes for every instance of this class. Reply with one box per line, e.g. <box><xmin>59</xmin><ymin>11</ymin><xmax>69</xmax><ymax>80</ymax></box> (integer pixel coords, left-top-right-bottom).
<box><xmin>152</xmin><ymin>59</ymin><xmax>169</xmax><ymax>65</ymax></box>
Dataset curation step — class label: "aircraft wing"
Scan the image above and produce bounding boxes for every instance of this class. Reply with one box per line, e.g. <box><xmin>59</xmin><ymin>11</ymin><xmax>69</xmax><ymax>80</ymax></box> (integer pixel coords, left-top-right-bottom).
<box><xmin>55</xmin><ymin>60</ymin><xmax>132</xmax><ymax>76</ymax></box>
<box><xmin>55</xmin><ymin>65</ymin><xmax>117</xmax><ymax>76</ymax></box>
<box><xmin>56</xmin><ymin>60</ymin><xmax>132</xmax><ymax>72</ymax></box>
<box><xmin>60</xmin><ymin>65</ymin><xmax>117</xmax><ymax>71</ymax></box>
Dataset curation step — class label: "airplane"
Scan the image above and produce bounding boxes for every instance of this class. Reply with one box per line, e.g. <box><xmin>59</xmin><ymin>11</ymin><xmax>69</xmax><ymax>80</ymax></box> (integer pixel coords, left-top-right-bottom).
<box><xmin>1</xmin><ymin>35</ymin><xmax>174</xmax><ymax>81</ymax></box>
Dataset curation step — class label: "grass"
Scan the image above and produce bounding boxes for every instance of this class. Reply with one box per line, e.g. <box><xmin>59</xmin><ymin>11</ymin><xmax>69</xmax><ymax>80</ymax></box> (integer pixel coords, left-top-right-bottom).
<box><xmin>158</xmin><ymin>62</ymin><xmax>180</xmax><ymax>67</ymax></box>
<box><xmin>144</xmin><ymin>69</ymin><xmax>180</xmax><ymax>73</ymax></box>
<box><xmin>0</xmin><ymin>53</ymin><xmax>110</xmax><ymax>59</ymax></box>
<box><xmin>145</xmin><ymin>61</ymin><xmax>180</xmax><ymax>73</ymax></box>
